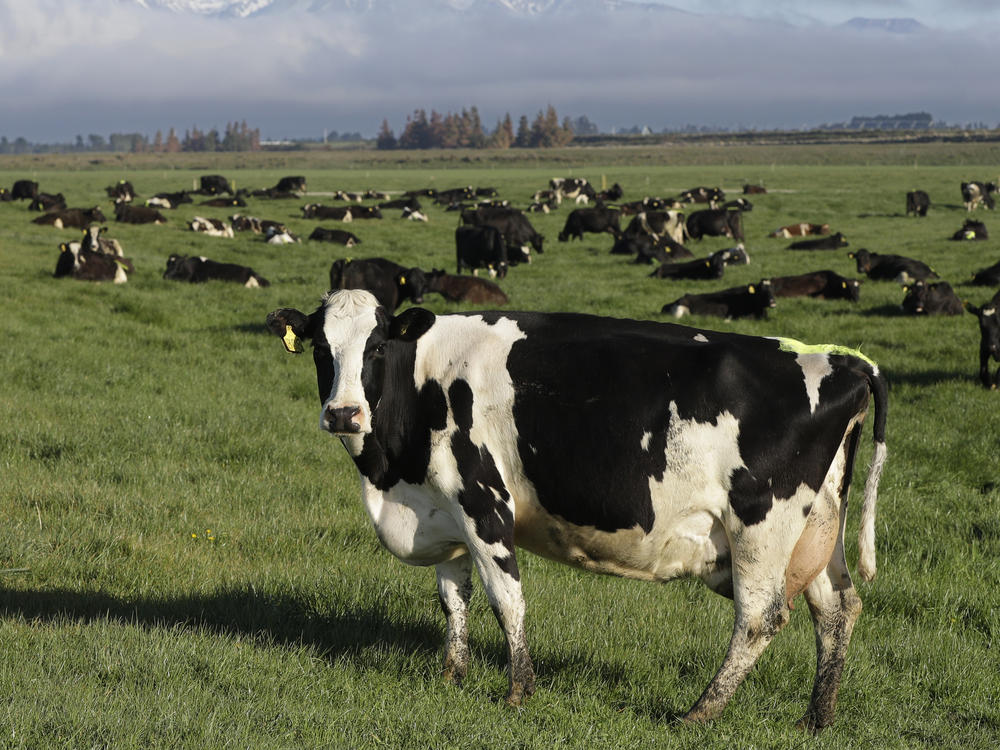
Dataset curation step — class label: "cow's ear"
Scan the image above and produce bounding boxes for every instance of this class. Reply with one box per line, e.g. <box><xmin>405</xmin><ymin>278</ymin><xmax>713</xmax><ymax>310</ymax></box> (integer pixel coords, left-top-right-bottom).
<box><xmin>390</xmin><ymin>307</ymin><xmax>436</xmax><ymax>342</ymax></box>
<box><xmin>964</xmin><ymin>301</ymin><xmax>981</xmax><ymax>317</ymax></box>
<box><xmin>266</xmin><ymin>308</ymin><xmax>312</xmax><ymax>354</ymax></box>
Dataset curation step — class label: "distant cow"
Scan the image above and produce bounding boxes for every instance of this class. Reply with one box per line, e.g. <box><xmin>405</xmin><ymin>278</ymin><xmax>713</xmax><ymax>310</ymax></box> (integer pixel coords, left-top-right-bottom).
<box><xmin>163</xmin><ymin>254</ymin><xmax>269</xmax><ymax>287</ymax></box>
<box><xmin>612</xmin><ymin>232</ymin><xmax>693</xmax><ymax>265</ymax></box>
<box><xmin>349</xmin><ymin>205</ymin><xmax>383</xmax><ymax>220</ymax></box>
<box><xmin>199</xmin><ymin>175</ymin><xmax>234</xmax><ymax>196</ymax></box>
<box><xmin>686</xmin><ymin>209</ymin><xmax>744</xmax><ymax>241</ymax></box>
<box><xmin>743</xmin><ymin>184</ymin><xmax>767</xmax><ymax>194</ymax></box>
<box><xmin>558</xmin><ymin>207</ymin><xmax>621</xmax><ymax>242</ymax></box>
<box><xmin>189</xmin><ymin>216</ymin><xmax>234</xmax><ymax>238</ymax></box>
<box><xmin>426</xmin><ymin>269</ymin><xmax>509</xmax><ymax>305</ymax></box>
<box><xmin>146</xmin><ymin>191</ymin><xmax>193</xmax><ymax>209</ymax></box>
<box><xmin>971</xmin><ymin>259</ymin><xmax>1000</xmax><ymax>286</ymax></box>
<box><xmin>787</xmin><ymin>233</ymin><xmax>850</xmax><ymax>251</ymax></box>
<box><xmin>649</xmin><ymin>253</ymin><xmax>727</xmax><ymax>281</ymax></box>
<box><xmin>11</xmin><ymin>180</ymin><xmax>39</xmax><ymax>200</ymax></box>
<box><xmin>679</xmin><ymin>186</ymin><xmax>725</xmax><ymax>207</ymax></box>
<box><xmin>967</xmin><ymin>290</ymin><xmax>1000</xmax><ymax>388</ymax></box>
<box><xmin>961</xmin><ymin>181</ymin><xmax>997</xmax><ymax>211</ymax></box>
<box><xmin>309</xmin><ymin>227</ymin><xmax>361</xmax><ymax>246</ymax></box>
<box><xmin>274</xmin><ymin>176</ymin><xmax>306</xmax><ymax>194</ymax></box>
<box><xmin>770</xmin><ymin>271</ymin><xmax>861</xmax><ymax>302</ymax></box>
<box><xmin>200</xmin><ymin>195</ymin><xmax>247</xmax><ymax>208</ymax></box>
<box><xmin>115</xmin><ymin>202</ymin><xmax>167</xmax><ymax>225</ymax></box>
<box><xmin>901</xmin><ymin>281</ymin><xmax>964</xmax><ymax>316</ymax></box>
<box><xmin>105</xmin><ymin>180</ymin><xmax>135</xmax><ymax>203</ymax></box>
<box><xmin>54</xmin><ymin>241</ymin><xmax>133</xmax><ymax>283</ymax></box>
<box><xmin>850</xmin><ymin>249</ymin><xmax>939</xmax><ymax>284</ymax></box>
<box><xmin>28</xmin><ymin>193</ymin><xmax>66</xmax><ymax>212</ymax></box>
<box><xmin>721</xmin><ymin>198</ymin><xmax>753</xmax><ymax>212</ymax></box>
<box><xmin>906</xmin><ymin>190</ymin><xmax>930</xmax><ymax>217</ymax></box>
<box><xmin>951</xmin><ymin>219</ymin><xmax>988</xmax><ymax>241</ymax></box>
<box><xmin>465</xmin><ymin>208</ymin><xmax>542</xmax><ymax>260</ymax></box>
<box><xmin>32</xmin><ymin>206</ymin><xmax>106</xmax><ymax>229</ymax></box>
<box><xmin>329</xmin><ymin>257</ymin><xmax>429</xmax><ymax>310</ymax></box>
<box><xmin>628</xmin><ymin>210</ymin><xmax>686</xmax><ymax>244</ymax></box>
<box><xmin>379</xmin><ymin>196</ymin><xmax>421</xmax><ymax>212</ymax></box>
<box><xmin>596</xmin><ymin>182</ymin><xmax>624</xmax><ymax>202</ymax></box>
<box><xmin>769</xmin><ymin>223</ymin><xmax>830</xmax><ymax>238</ymax></box>
<box><xmin>0</xmin><ymin>187</ymin><xmax>11</xmax><ymax>201</ymax></box>
<box><xmin>401</xmin><ymin>207</ymin><xmax>429</xmax><ymax>222</ymax></box>
<box><xmin>456</xmin><ymin>225</ymin><xmax>509</xmax><ymax>278</ymax></box>
<box><xmin>661</xmin><ymin>280</ymin><xmax>776</xmax><ymax>320</ymax></box>
<box><xmin>302</xmin><ymin>204</ymin><xmax>353</xmax><ymax>221</ymax></box>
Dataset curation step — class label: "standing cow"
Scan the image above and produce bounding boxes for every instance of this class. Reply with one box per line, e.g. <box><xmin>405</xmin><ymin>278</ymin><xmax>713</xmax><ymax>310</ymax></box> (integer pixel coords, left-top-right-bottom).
<box><xmin>265</xmin><ymin>290</ymin><xmax>888</xmax><ymax>733</ymax></box>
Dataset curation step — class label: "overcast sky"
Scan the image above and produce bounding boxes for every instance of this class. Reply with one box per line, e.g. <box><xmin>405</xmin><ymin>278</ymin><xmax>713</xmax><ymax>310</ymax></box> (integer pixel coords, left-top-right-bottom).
<box><xmin>1</xmin><ymin>0</ymin><xmax>997</xmax><ymax>142</ymax></box>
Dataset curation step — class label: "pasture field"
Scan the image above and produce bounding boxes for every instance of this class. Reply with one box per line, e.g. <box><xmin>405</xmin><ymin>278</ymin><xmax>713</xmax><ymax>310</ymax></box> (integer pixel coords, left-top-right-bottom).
<box><xmin>1</xmin><ymin>145</ymin><xmax>998</xmax><ymax>749</ymax></box>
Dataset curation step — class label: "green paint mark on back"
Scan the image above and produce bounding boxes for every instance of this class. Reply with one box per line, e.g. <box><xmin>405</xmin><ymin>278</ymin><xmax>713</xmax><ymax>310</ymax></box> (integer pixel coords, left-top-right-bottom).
<box><xmin>772</xmin><ymin>336</ymin><xmax>877</xmax><ymax>369</ymax></box>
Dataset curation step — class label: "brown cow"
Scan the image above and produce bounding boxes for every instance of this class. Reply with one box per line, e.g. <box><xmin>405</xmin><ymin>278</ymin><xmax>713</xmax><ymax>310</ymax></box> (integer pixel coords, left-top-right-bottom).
<box><xmin>768</xmin><ymin>222</ymin><xmax>830</xmax><ymax>238</ymax></box>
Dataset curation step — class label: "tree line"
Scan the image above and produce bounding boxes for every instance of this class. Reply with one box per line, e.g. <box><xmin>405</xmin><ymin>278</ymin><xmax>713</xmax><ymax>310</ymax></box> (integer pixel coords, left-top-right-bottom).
<box><xmin>0</xmin><ymin>121</ymin><xmax>261</xmax><ymax>155</ymax></box>
<box><xmin>376</xmin><ymin>105</ymin><xmax>576</xmax><ymax>150</ymax></box>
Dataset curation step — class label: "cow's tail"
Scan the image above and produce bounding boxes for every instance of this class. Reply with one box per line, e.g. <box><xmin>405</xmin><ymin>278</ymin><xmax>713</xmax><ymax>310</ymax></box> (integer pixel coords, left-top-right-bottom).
<box><xmin>858</xmin><ymin>366</ymin><xmax>888</xmax><ymax>582</ymax></box>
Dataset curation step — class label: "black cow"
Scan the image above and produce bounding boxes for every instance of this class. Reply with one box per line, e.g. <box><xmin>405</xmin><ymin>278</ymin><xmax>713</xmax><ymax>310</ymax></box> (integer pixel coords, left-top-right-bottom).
<box><xmin>596</xmin><ymin>182</ymin><xmax>624</xmax><ymax>201</ymax></box>
<box><xmin>961</xmin><ymin>181</ymin><xmax>997</xmax><ymax>211</ymax></box>
<box><xmin>301</xmin><ymin>204</ymin><xmax>353</xmax><ymax>221</ymax></box>
<box><xmin>686</xmin><ymin>209</ymin><xmax>744</xmax><ymax>241</ymax></box>
<box><xmin>146</xmin><ymin>191</ymin><xmax>193</xmax><ymax>209</ymax></box>
<box><xmin>971</xmin><ymin>259</ymin><xmax>1000</xmax><ymax>286</ymax></box>
<box><xmin>200</xmin><ymin>196</ymin><xmax>247</xmax><ymax>208</ymax></box>
<box><xmin>32</xmin><ymin>206</ymin><xmax>106</xmax><ymax>229</ymax></box>
<box><xmin>558</xmin><ymin>207</ymin><xmax>622</xmax><ymax>242</ymax></box>
<box><xmin>28</xmin><ymin>193</ymin><xmax>66</xmax><ymax>212</ymax></box>
<box><xmin>309</xmin><ymin>227</ymin><xmax>362</xmax><ymax>246</ymax></box>
<box><xmin>900</xmin><ymin>281</ymin><xmax>964</xmax><ymax>316</ymax></box>
<box><xmin>787</xmin><ymin>233</ymin><xmax>850</xmax><ymax>251</ymax></box>
<box><xmin>115</xmin><ymin>203</ymin><xmax>167</xmax><ymax>225</ymax></box>
<box><xmin>0</xmin><ymin>187</ymin><xmax>11</xmax><ymax>201</ymax></box>
<box><xmin>850</xmin><ymin>249</ymin><xmax>939</xmax><ymax>284</ymax></box>
<box><xmin>906</xmin><ymin>190</ymin><xmax>930</xmax><ymax>217</ymax></box>
<box><xmin>328</xmin><ymin>257</ymin><xmax>428</xmax><ymax>310</ymax></box>
<box><xmin>661</xmin><ymin>280</ymin><xmax>776</xmax><ymax>320</ymax></box>
<box><xmin>199</xmin><ymin>175</ymin><xmax>234</xmax><ymax>196</ymax></box>
<box><xmin>163</xmin><ymin>254</ymin><xmax>269</xmax><ymax>287</ymax></box>
<box><xmin>265</xmin><ymin>289</ymin><xmax>887</xmax><ymax>732</ymax></box>
<box><xmin>54</xmin><ymin>241</ymin><xmax>133</xmax><ymax>283</ymax></box>
<box><xmin>456</xmin><ymin>225</ymin><xmax>509</xmax><ymax>278</ymax></box>
<box><xmin>348</xmin><ymin>205</ymin><xmax>383</xmax><ymax>220</ymax></box>
<box><xmin>722</xmin><ymin>198</ymin><xmax>753</xmax><ymax>212</ymax></box>
<box><xmin>11</xmin><ymin>180</ymin><xmax>39</xmax><ymax>200</ymax></box>
<box><xmin>426</xmin><ymin>269</ymin><xmax>509</xmax><ymax>305</ymax></box>
<box><xmin>105</xmin><ymin>180</ymin><xmax>135</xmax><ymax>203</ymax></box>
<box><xmin>434</xmin><ymin>187</ymin><xmax>476</xmax><ymax>205</ymax></box>
<box><xmin>967</xmin><ymin>291</ymin><xmax>1000</xmax><ymax>388</ymax></box>
<box><xmin>379</xmin><ymin>196</ymin><xmax>422</xmax><ymax>212</ymax></box>
<box><xmin>649</xmin><ymin>253</ymin><xmax>727</xmax><ymax>280</ymax></box>
<box><xmin>743</xmin><ymin>184</ymin><xmax>767</xmax><ymax>194</ymax></box>
<box><xmin>770</xmin><ymin>271</ymin><xmax>861</xmax><ymax>302</ymax></box>
<box><xmin>613</xmin><ymin>232</ymin><xmax>694</xmax><ymax>265</ymax></box>
<box><xmin>951</xmin><ymin>219</ymin><xmax>988</xmax><ymax>241</ymax></box>
<box><xmin>274</xmin><ymin>176</ymin><xmax>306</xmax><ymax>194</ymax></box>
<box><xmin>464</xmin><ymin>207</ymin><xmax>542</xmax><ymax>260</ymax></box>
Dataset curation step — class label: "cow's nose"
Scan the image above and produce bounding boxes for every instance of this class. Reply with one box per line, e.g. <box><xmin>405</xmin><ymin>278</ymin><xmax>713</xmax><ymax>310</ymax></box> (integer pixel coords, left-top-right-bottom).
<box><xmin>324</xmin><ymin>405</ymin><xmax>362</xmax><ymax>433</ymax></box>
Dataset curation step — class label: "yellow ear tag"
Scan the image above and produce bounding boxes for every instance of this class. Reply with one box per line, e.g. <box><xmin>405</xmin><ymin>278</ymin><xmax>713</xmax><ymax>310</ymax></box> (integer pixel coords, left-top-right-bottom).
<box><xmin>842</xmin><ymin>281</ymin><xmax>847</xmax><ymax>288</ymax></box>
<box><xmin>282</xmin><ymin>325</ymin><xmax>304</xmax><ymax>354</ymax></box>
<box><xmin>748</xmin><ymin>285</ymin><xmax>756</xmax><ymax>294</ymax></box>
<box><xmin>400</xmin><ymin>276</ymin><xmax>406</xmax><ymax>285</ymax></box>
<box><xmin>705</xmin><ymin>261</ymin><xmax>710</xmax><ymax>267</ymax></box>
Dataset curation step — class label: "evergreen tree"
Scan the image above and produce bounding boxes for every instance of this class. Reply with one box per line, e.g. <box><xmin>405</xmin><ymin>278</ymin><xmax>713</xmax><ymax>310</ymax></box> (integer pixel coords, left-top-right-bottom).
<box><xmin>375</xmin><ymin>119</ymin><xmax>397</xmax><ymax>149</ymax></box>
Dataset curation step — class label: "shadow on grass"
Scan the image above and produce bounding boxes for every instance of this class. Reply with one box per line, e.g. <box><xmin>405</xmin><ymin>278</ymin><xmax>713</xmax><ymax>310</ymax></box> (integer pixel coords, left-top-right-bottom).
<box><xmin>0</xmin><ymin>586</ymin><xmax>441</xmax><ymax>664</ymax></box>
<box><xmin>859</xmin><ymin>304</ymin><xmax>906</xmax><ymax>317</ymax></box>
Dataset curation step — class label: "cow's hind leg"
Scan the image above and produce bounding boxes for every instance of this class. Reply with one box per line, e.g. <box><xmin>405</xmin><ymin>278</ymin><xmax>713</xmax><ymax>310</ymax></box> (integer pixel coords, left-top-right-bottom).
<box><xmin>436</xmin><ymin>555</ymin><xmax>473</xmax><ymax>686</ymax></box>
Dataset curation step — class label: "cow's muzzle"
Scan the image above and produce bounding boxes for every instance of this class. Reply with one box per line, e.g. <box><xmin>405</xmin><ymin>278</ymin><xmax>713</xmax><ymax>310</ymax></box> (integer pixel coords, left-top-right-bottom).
<box><xmin>323</xmin><ymin>405</ymin><xmax>362</xmax><ymax>434</ymax></box>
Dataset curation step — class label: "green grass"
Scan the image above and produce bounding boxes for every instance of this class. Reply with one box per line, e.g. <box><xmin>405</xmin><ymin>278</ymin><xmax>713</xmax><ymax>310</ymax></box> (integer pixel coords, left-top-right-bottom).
<box><xmin>1</xmin><ymin>144</ymin><xmax>999</xmax><ymax>749</ymax></box>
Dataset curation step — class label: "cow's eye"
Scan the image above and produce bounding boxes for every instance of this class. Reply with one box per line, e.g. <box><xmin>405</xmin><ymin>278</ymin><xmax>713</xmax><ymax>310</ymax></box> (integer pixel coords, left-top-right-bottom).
<box><xmin>374</xmin><ymin>343</ymin><xmax>386</xmax><ymax>356</ymax></box>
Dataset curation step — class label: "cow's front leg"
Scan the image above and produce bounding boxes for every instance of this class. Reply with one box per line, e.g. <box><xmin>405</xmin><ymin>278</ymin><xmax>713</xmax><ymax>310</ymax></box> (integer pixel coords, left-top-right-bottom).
<box><xmin>436</xmin><ymin>555</ymin><xmax>473</xmax><ymax>686</ymax></box>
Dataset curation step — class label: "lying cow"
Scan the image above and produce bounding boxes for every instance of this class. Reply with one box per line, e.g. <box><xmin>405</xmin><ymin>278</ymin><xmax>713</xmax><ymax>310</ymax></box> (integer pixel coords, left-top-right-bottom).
<box><xmin>686</xmin><ymin>209</ymin><xmax>743</xmax><ymax>241</ymax></box>
<box><xmin>850</xmin><ymin>249</ymin><xmax>939</xmax><ymax>284</ymax></box>
<box><xmin>906</xmin><ymin>190</ymin><xmax>930</xmax><ymax>217</ymax></box>
<box><xmin>456</xmin><ymin>225</ymin><xmax>509</xmax><ymax>278</ymax></box>
<box><xmin>769</xmin><ymin>223</ymin><xmax>830</xmax><ymax>238</ymax></box>
<box><xmin>679</xmin><ymin>186</ymin><xmax>725</xmax><ymax>207</ymax></box>
<box><xmin>787</xmin><ymin>233</ymin><xmax>849</xmax><ymax>251</ymax></box>
<box><xmin>971</xmin><ymin>259</ymin><xmax>1000</xmax><ymax>286</ymax></box>
<box><xmin>32</xmin><ymin>206</ymin><xmax>106</xmax><ymax>229</ymax></box>
<box><xmin>615</xmin><ymin>233</ymin><xmax>694</xmax><ymax>265</ymax></box>
<box><xmin>743</xmin><ymin>184</ymin><xmax>767</xmax><ymax>194</ymax></box>
<box><xmin>302</xmin><ymin>204</ymin><xmax>353</xmax><ymax>221</ymax></box>
<box><xmin>660</xmin><ymin>280</ymin><xmax>776</xmax><ymax>320</ymax></box>
<box><xmin>200</xmin><ymin>196</ymin><xmax>247</xmax><ymax>208</ymax></box>
<box><xmin>309</xmin><ymin>227</ymin><xmax>362</xmax><ymax>246</ymax></box>
<box><xmin>961</xmin><ymin>181</ymin><xmax>996</xmax><ymax>211</ymax></box>
<box><xmin>54</xmin><ymin>241</ymin><xmax>133</xmax><ymax>283</ymax></box>
<box><xmin>901</xmin><ymin>281</ymin><xmax>964</xmax><ymax>316</ymax></box>
<box><xmin>649</xmin><ymin>253</ymin><xmax>726</xmax><ymax>281</ymax></box>
<box><xmin>105</xmin><ymin>180</ymin><xmax>135</xmax><ymax>203</ymax></box>
<box><xmin>146</xmin><ymin>191</ymin><xmax>193</xmax><ymax>209</ymax></box>
<box><xmin>115</xmin><ymin>202</ymin><xmax>167</xmax><ymax>225</ymax></box>
<box><xmin>558</xmin><ymin>207</ymin><xmax>621</xmax><ymax>242</ymax></box>
<box><xmin>265</xmin><ymin>288</ymin><xmax>887</xmax><ymax>732</ymax></box>
<box><xmin>967</xmin><ymin>291</ymin><xmax>1000</xmax><ymax>388</ymax></box>
<box><xmin>770</xmin><ymin>271</ymin><xmax>861</xmax><ymax>302</ymax></box>
<box><xmin>29</xmin><ymin>193</ymin><xmax>66</xmax><ymax>212</ymax></box>
<box><xmin>951</xmin><ymin>219</ymin><xmax>988</xmax><ymax>241</ymax></box>
<box><xmin>163</xmin><ymin>254</ymin><xmax>269</xmax><ymax>287</ymax></box>
<box><xmin>199</xmin><ymin>174</ymin><xmax>233</xmax><ymax>196</ymax></box>
<box><xmin>11</xmin><ymin>180</ymin><xmax>39</xmax><ymax>200</ymax></box>
<box><xmin>426</xmin><ymin>269</ymin><xmax>509</xmax><ymax>305</ymax></box>
<box><xmin>329</xmin><ymin>257</ymin><xmax>428</xmax><ymax>311</ymax></box>
<box><xmin>189</xmin><ymin>217</ymin><xmax>234</xmax><ymax>238</ymax></box>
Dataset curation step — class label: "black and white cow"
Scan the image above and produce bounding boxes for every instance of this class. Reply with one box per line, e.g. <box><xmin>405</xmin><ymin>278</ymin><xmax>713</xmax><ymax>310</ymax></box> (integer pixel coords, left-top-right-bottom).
<box><xmin>769</xmin><ymin>223</ymin><xmax>830</xmax><ymax>238</ymax></box>
<box><xmin>557</xmin><ymin>207</ymin><xmax>622</xmax><ymax>242</ymax></box>
<box><xmin>32</xmin><ymin>206</ymin><xmax>106</xmax><ymax>229</ymax></box>
<box><xmin>302</xmin><ymin>204</ymin><xmax>353</xmax><ymax>221</ymax></box>
<box><xmin>787</xmin><ymin>233</ymin><xmax>850</xmax><ymax>251</ymax></box>
<box><xmin>686</xmin><ymin>209</ymin><xmax>744</xmax><ymax>241</ymax></box>
<box><xmin>54</xmin><ymin>241</ymin><xmax>133</xmax><ymax>283</ymax></box>
<box><xmin>950</xmin><ymin>219</ymin><xmax>988</xmax><ymax>241</ymax></box>
<box><xmin>328</xmin><ymin>257</ymin><xmax>429</xmax><ymax>310</ymax></box>
<box><xmin>163</xmin><ymin>254</ymin><xmax>269</xmax><ymax>287</ymax></box>
<box><xmin>961</xmin><ymin>181</ymin><xmax>997</xmax><ymax>211</ymax></box>
<box><xmin>456</xmin><ymin>225</ymin><xmax>509</xmax><ymax>278</ymax></box>
<box><xmin>265</xmin><ymin>289</ymin><xmax>887</xmax><ymax>732</ymax></box>
<box><xmin>611</xmin><ymin>232</ymin><xmax>693</xmax><ymax>265</ymax></box>
<box><xmin>309</xmin><ymin>227</ymin><xmax>362</xmax><ymax>246</ymax></box>
<box><xmin>770</xmin><ymin>271</ymin><xmax>861</xmax><ymax>302</ymax></box>
<box><xmin>79</xmin><ymin>225</ymin><xmax>124</xmax><ymax>258</ymax></box>
<box><xmin>905</xmin><ymin>190</ymin><xmax>930</xmax><ymax>217</ymax></box>
<box><xmin>679</xmin><ymin>186</ymin><xmax>725</xmax><ymax>207</ymax></box>
<box><xmin>105</xmin><ymin>180</ymin><xmax>136</xmax><ymax>203</ymax></box>
<box><xmin>146</xmin><ymin>191</ymin><xmax>193</xmax><ymax>209</ymax></box>
<box><xmin>188</xmin><ymin>216</ymin><xmax>234</xmax><ymax>238</ymax></box>
<box><xmin>628</xmin><ymin>210</ymin><xmax>687</xmax><ymax>244</ymax></box>
<box><xmin>900</xmin><ymin>281</ymin><xmax>964</xmax><ymax>316</ymax></box>
<box><xmin>971</xmin><ymin>259</ymin><xmax>1000</xmax><ymax>286</ymax></box>
<box><xmin>661</xmin><ymin>280</ymin><xmax>777</xmax><ymax>320</ymax></box>
<box><xmin>967</xmin><ymin>291</ymin><xmax>1000</xmax><ymax>388</ymax></box>
<box><xmin>849</xmin><ymin>249</ymin><xmax>939</xmax><ymax>284</ymax></box>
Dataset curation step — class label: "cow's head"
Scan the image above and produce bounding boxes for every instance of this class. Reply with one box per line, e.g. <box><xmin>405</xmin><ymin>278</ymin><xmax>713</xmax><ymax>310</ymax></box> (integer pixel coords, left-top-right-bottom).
<box><xmin>849</xmin><ymin>249</ymin><xmax>872</xmax><ymax>272</ymax></box>
<box><xmin>396</xmin><ymin>267</ymin><xmax>429</xmax><ymax>305</ymax></box>
<box><xmin>267</xmin><ymin>290</ymin><xmax>436</xmax><ymax>436</ymax></box>
<box><xmin>967</xmin><ymin>301</ymin><xmax>1000</xmax><ymax>363</ymax></box>
<box><xmin>842</xmin><ymin>278</ymin><xmax>861</xmax><ymax>302</ymax></box>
